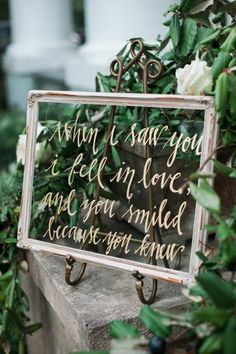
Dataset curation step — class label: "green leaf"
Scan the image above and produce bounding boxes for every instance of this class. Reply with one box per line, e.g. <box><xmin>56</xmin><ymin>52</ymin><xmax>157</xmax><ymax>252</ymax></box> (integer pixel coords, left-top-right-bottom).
<box><xmin>170</xmin><ymin>14</ymin><xmax>181</xmax><ymax>47</ymax></box>
<box><xmin>180</xmin><ymin>0</ymin><xmax>210</xmax><ymax>12</ymax></box>
<box><xmin>0</xmin><ymin>270</ymin><xmax>13</xmax><ymax>281</ymax></box>
<box><xmin>189</xmin><ymin>11</ymin><xmax>211</xmax><ymax>27</ymax></box>
<box><xmin>212</xmin><ymin>52</ymin><xmax>232</xmax><ymax>81</ymax></box>
<box><xmin>194</xmin><ymin>27</ymin><xmax>214</xmax><ymax>51</ymax></box>
<box><xmin>205</xmin><ymin>224</ymin><xmax>217</xmax><ymax>232</ymax></box>
<box><xmin>215</xmin><ymin>72</ymin><xmax>230</xmax><ymax>118</ymax></box>
<box><xmin>164</xmin><ymin>3</ymin><xmax>179</xmax><ymax>16</ymax></box>
<box><xmin>158</xmin><ymin>32</ymin><xmax>170</xmax><ymax>53</ymax></box>
<box><xmin>109</xmin><ymin>321</ymin><xmax>139</xmax><ymax>338</ymax></box>
<box><xmin>163</xmin><ymin>19</ymin><xmax>171</xmax><ymax>26</ymax></box>
<box><xmin>189</xmin><ymin>180</ymin><xmax>220</xmax><ymax>214</ymax></box>
<box><xmin>170</xmin><ymin>120</ymin><xmax>180</xmax><ymax>126</ymax></box>
<box><xmin>24</xmin><ymin>323</ymin><xmax>42</xmax><ymax>335</ymax></box>
<box><xmin>212</xmin><ymin>12</ymin><xmax>224</xmax><ymax>24</ymax></box>
<box><xmin>217</xmin><ymin>1</ymin><xmax>236</xmax><ymax>14</ymax></box>
<box><xmin>0</xmin><ymin>206</ymin><xmax>8</xmax><ymax>222</ymax></box>
<box><xmin>111</xmin><ymin>146</ymin><xmax>121</xmax><ymax>168</ymax></box>
<box><xmin>87</xmin><ymin>182</ymin><xmax>94</xmax><ymax>197</ymax></box>
<box><xmin>180</xmin><ymin>0</ymin><xmax>194</xmax><ymax>12</ymax></box>
<box><xmin>230</xmin><ymin>170</ymin><xmax>236</xmax><ymax>178</ymax></box>
<box><xmin>192</xmin><ymin>307</ymin><xmax>230</xmax><ymax>326</ymax></box>
<box><xmin>221</xmin><ymin>27</ymin><xmax>236</xmax><ymax>52</ymax></box>
<box><xmin>197</xmin><ymin>272</ymin><xmax>236</xmax><ymax>309</ymax></box>
<box><xmin>140</xmin><ymin>306</ymin><xmax>171</xmax><ymax>338</ymax></box>
<box><xmin>4</xmin><ymin>238</ymin><xmax>17</xmax><ymax>244</ymax></box>
<box><xmin>221</xmin><ymin>238</ymin><xmax>236</xmax><ymax>267</ymax></box>
<box><xmin>161</xmin><ymin>49</ymin><xmax>175</xmax><ymax>61</ymax></box>
<box><xmin>70</xmin><ymin>198</ymin><xmax>79</xmax><ymax>228</ymax></box>
<box><xmin>6</xmin><ymin>279</ymin><xmax>15</xmax><ymax>309</ymax></box>
<box><xmin>229</xmin><ymin>57</ymin><xmax>236</xmax><ymax>68</ymax></box>
<box><xmin>178</xmin><ymin>18</ymin><xmax>197</xmax><ymax>57</ymax></box>
<box><xmin>217</xmin><ymin>220</ymin><xmax>234</xmax><ymax>240</ymax></box>
<box><xmin>18</xmin><ymin>340</ymin><xmax>25</xmax><ymax>354</ymax></box>
<box><xmin>97</xmin><ymin>73</ymin><xmax>111</xmax><ymax>92</ymax></box>
<box><xmin>2</xmin><ymin>309</ymin><xmax>8</xmax><ymax>332</ymax></box>
<box><xmin>224</xmin><ymin>318</ymin><xmax>236</xmax><ymax>354</ymax></box>
<box><xmin>196</xmin><ymin>251</ymin><xmax>208</xmax><ymax>262</ymax></box>
<box><xmin>222</xmin><ymin>130</ymin><xmax>235</xmax><ymax>146</ymax></box>
<box><xmin>199</xmin><ymin>333</ymin><xmax>222</xmax><ymax>354</ymax></box>
<box><xmin>189</xmin><ymin>173</ymin><xmax>213</xmax><ymax>181</ymax></box>
<box><xmin>162</xmin><ymin>81</ymin><xmax>175</xmax><ymax>94</ymax></box>
<box><xmin>213</xmin><ymin>160</ymin><xmax>234</xmax><ymax>176</ymax></box>
<box><xmin>229</xmin><ymin>76</ymin><xmax>236</xmax><ymax>120</ymax></box>
<box><xmin>200</xmin><ymin>29</ymin><xmax>221</xmax><ymax>45</ymax></box>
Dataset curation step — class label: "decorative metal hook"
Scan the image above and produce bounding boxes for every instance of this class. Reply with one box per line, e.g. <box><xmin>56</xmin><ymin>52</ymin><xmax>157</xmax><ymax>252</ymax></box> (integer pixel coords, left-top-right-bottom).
<box><xmin>130</xmin><ymin>38</ymin><xmax>145</xmax><ymax>59</ymax></box>
<box><xmin>65</xmin><ymin>255</ymin><xmax>87</xmax><ymax>286</ymax></box>
<box><xmin>132</xmin><ymin>271</ymin><xmax>158</xmax><ymax>305</ymax></box>
<box><xmin>65</xmin><ymin>39</ymin><xmax>165</xmax><ymax>304</ymax></box>
<box><xmin>110</xmin><ymin>39</ymin><xmax>165</xmax><ymax>304</ymax></box>
<box><xmin>110</xmin><ymin>58</ymin><xmax>125</xmax><ymax>93</ymax></box>
<box><xmin>145</xmin><ymin>59</ymin><xmax>163</xmax><ymax>81</ymax></box>
<box><xmin>110</xmin><ymin>38</ymin><xmax>145</xmax><ymax>79</ymax></box>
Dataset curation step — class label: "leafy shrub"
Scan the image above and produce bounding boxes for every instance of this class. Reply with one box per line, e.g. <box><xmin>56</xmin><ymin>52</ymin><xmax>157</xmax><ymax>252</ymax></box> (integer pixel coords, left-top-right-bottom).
<box><xmin>0</xmin><ymin>111</ymin><xmax>25</xmax><ymax>170</ymax></box>
<box><xmin>0</xmin><ymin>167</ymin><xmax>41</xmax><ymax>353</ymax></box>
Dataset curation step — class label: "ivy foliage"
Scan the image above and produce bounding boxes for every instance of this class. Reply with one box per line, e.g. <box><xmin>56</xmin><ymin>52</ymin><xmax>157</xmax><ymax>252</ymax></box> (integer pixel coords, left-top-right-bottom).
<box><xmin>0</xmin><ymin>168</ymin><xmax>41</xmax><ymax>354</ymax></box>
<box><xmin>95</xmin><ymin>1</ymin><xmax>236</xmax><ymax>147</ymax></box>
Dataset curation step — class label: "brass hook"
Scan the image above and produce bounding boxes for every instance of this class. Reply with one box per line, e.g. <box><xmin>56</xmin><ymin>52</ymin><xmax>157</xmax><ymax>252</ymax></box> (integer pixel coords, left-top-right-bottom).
<box><xmin>65</xmin><ymin>255</ymin><xmax>87</xmax><ymax>286</ymax></box>
<box><xmin>145</xmin><ymin>59</ymin><xmax>163</xmax><ymax>81</ymax></box>
<box><xmin>110</xmin><ymin>58</ymin><xmax>124</xmax><ymax>79</ymax></box>
<box><xmin>110</xmin><ymin>38</ymin><xmax>145</xmax><ymax>79</ymax></box>
<box><xmin>130</xmin><ymin>38</ymin><xmax>145</xmax><ymax>59</ymax></box>
<box><xmin>132</xmin><ymin>271</ymin><xmax>158</xmax><ymax>305</ymax></box>
<box><xmin>142</xmin><ymin>59</ymin><xmax>163</xmax><ymax>92</ymax></box>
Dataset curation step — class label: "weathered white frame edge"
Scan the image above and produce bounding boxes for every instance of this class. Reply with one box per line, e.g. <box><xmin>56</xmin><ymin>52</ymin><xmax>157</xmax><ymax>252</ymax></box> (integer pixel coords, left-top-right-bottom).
<box><xmin>17</xmin><ymin>90</ymin><xmax>218</xmax><ymax>285</ymax></box>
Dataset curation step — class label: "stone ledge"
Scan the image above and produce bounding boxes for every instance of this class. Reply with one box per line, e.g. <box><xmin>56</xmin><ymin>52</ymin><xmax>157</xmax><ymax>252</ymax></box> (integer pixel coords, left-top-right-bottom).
<box><xmin>22</xmin><ymin>251</ymin><xmax>191</xmax><ymax>353</ymax></box>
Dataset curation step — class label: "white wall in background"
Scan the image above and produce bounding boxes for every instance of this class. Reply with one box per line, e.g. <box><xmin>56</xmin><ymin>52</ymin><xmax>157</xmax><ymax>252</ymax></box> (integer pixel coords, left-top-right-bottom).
<box><xmin>4</xmin><ymin>0</ymin><xmax>76</xmax><ymax>110</ymax></box>
<box><xmin>4</xmin><ymin>0</ymin><xmax>181</xmax><ymax>108</ymax></box>
<box><xmin>65</xmin><ymin>0</ymin><xmax>179</xmax><ymax>91</ymax></box>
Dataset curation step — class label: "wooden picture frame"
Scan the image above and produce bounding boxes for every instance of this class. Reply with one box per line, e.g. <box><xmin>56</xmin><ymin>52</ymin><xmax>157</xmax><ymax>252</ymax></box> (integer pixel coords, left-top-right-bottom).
<box><xmin>18</xmin><ymin>90</ymin><xmax>218</xmax><ymax>285</ymax></box>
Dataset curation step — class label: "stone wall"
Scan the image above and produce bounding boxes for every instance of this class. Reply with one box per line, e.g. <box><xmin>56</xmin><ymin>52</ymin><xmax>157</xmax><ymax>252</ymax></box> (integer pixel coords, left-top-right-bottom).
<box><xmin>21</xmin><ymin>251</ymin><xmax>190</xmax><ymax>354</ymax></box>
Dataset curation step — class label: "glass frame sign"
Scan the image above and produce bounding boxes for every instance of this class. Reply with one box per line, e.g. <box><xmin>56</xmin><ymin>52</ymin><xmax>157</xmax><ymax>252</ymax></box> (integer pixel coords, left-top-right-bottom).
<box><xmin>17</xmin><ymin>90</ymin><xmax>218</xmax><ymax>285</ymax></box>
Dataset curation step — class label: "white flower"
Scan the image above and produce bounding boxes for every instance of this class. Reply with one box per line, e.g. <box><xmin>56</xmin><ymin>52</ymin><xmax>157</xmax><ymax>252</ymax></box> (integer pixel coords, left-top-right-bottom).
<box><xmin>16</xmin><ymin>122</ymin><xmax>48</xmax><ymax>166</ymax></box>
<box><xmin>36</xmin><ymin>122</ymin><xmax>45</xmax><ymax>136</ymax></box>
<box><xmin>35</xmin><ymin>140</ymin><xmax>51</xmax><ymax>166</ymax></box>
<box><xmin>176</xmin><ymin>54</ymin><xmax>213</xmax><ymax>95</ymax></box>
<box><xmin>16</xmin><ymin>134</ymin><xmax>27</xmax><ymax>165</ymax></box>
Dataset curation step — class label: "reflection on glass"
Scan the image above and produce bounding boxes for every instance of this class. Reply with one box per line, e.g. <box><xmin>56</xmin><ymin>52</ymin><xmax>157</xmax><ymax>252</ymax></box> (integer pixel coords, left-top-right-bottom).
<box><xmin>30</xmin><ymin>102</ymin><xmax>204</xmax><ymax>271</ymax></box>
